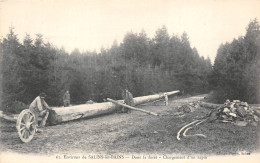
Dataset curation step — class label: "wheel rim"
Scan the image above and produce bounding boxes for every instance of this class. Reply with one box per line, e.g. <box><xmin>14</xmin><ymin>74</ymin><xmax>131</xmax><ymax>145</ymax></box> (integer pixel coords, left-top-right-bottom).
<box><xmin>16</xmin><ymin>109</ymin><xmax>36</xmax><ymax>143</ymax></box>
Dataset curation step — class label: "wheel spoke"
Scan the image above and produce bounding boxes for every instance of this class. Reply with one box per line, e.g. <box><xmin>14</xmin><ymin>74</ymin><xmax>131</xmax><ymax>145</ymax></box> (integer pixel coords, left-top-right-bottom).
<box><xmin>19</xmin><ymin>126</ymin><xmax>26</xmax><ymax>132</ymax></box>
<box><xmin>22</xmin><ymin>114</ymin><xmax>28</xmax><ymax>123</ymax></box>
<box><xmin>20</xmin><ymin>122</ymin><xmax>26</xmax><ymax>126</ymax></box>
<box><xmin>25</xmin><ymin>130</ymin><xmax>29</xmax><ymax>139</ymax></box>
<box><xmin>28</xmin><ymin>129</ymin><xmax>32</xmax><ymax>135</ymax></box>
<box><xmin>29</xmin><ymin>114</ymin><xmax>34</xmax><ymax>122</ymax></box>
<box><xmin>22</xmin><ymin>116</ymin><xmax>26</xmax><ymax>123</ymax></box>
<box><xmin>29</xmin><ymin>121</ymin><xmax>34</xmax><ymax>125</ymax></box>
<box><xmin>21</xmin><ymin>129</ymin><xmax>26</xmax><ymax>138</ymax></box>
<box><xmin>26</xmin><ymin>130</ymin><xmax>29</xmax><ymax>138</ymax></box>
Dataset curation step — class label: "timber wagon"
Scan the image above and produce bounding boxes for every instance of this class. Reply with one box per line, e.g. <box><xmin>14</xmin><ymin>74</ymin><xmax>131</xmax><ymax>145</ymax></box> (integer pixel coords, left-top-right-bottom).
<box><xmin>16</xmin><ymin>90</ymin><xmax>180</xmax><ymax>143</ymax></box>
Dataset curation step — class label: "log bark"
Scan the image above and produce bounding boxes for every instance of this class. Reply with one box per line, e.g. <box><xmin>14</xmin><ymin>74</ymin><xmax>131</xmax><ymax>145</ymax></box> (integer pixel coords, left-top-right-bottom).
<box><xmin>133</xmin><ymin>91</ymin><xmax>179</xmax><ymax>105</ymax></box>
<box><xmin>107</xmin><ymin>98</ymin><xmax>158</xmax><ymax>116</ymax></box>
<box><xmin>48</xmin><ymin>90</ymin><xmax>180</xmax><ymax>125</ymax></box>
<box><xmin>48</xmin><ymin>102</ymin><xmax>120</xmax><ymax>125</ymax></box>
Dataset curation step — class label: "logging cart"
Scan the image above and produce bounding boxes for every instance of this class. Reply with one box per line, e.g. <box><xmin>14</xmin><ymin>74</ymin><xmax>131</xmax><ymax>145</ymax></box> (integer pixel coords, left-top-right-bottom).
<box><xmin>15</xmin><ymin>90</ymin><xmax>180</xmax><ymax>143</ymax></box>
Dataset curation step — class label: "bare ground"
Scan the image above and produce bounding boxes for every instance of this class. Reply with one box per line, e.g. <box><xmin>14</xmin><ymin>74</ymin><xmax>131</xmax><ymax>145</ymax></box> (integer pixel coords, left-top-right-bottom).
<box><xmin>0</xmin><ymin>94</ymin><xmax>259</xmax><ymax>155</ymax></box>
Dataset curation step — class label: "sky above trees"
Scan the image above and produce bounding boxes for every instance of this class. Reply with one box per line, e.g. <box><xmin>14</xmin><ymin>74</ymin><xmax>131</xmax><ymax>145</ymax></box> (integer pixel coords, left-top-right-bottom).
<box><xmin>1</xmin><ymin>0</ymin><xmax>260</xmax><ymax>62</ymax></box>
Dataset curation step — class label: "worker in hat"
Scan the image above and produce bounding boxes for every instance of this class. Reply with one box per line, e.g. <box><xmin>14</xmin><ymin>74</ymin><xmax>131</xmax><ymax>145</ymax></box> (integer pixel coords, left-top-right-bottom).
<box><xmin>63</xmin><ymin>90</ymin><xmax>70</xmax><ymax>107</ymax></box>
<box><xmin>121</xmin><ymin>89</ymin><xmax>134</xmax><ymax>113</ymax></box>
<box><xmin>29</xmin><ymin>92</ymin><xmax>52</xmax><ymax>132</ymax></box>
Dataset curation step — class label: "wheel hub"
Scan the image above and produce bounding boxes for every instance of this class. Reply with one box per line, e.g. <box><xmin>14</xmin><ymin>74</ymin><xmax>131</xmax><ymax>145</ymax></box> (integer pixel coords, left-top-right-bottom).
<box><xmin>25</xmin><ymin>122</ymin><xmax>31</xmax><ymax>129</ymax></box>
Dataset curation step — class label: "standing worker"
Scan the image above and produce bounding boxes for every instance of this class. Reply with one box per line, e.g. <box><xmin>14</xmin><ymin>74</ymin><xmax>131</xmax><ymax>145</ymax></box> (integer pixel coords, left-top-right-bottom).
<box><xmin>164</xmin><ymin>93</ymin><xmax>168</xmax><ymax>106</ymax></box>
<box><xmin>63</xmin><ymin>90</ymin><xmax>70</xmax><ymax>107</ymax></box>
<box><xmin>122</xmin><ymin>89</ymin><xmax>134</xmax><ymax>113</ymax></box>
<box><xmin>29</xmin><ymin>92</ymin><xmax>52</xmax><ymax>132</ymax></box>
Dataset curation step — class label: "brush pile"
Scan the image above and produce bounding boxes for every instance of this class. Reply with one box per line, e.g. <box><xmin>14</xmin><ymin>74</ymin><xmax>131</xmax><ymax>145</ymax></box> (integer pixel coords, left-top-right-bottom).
<box><xmin>179</xmin><ymin>102</ymin><xmax>200</xmax><ymax>113</ymax></box>
<box><xmin>209</xmin><ymin>100</ymin><xmax>260</xmax><ymax>126</ymax></box>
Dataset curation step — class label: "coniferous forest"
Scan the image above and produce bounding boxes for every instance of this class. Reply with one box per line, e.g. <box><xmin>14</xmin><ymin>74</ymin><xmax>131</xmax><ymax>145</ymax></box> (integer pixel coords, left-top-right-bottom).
<box><xmin>212</xmin><ymin>19</ymin><xmax>260</xmax><ymax>104</ymax></box>
<box><xmin>0</xmin><ymin>19</ymin><xmax>259</xmax><ymax>113</ymax></box>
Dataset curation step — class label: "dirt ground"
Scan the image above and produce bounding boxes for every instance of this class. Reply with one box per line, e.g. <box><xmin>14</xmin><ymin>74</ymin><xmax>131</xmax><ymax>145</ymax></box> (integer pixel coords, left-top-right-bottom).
<box><xmin>0</xmin><ymin>94</ymin><xmax>260</xmax><ymax>156</ymax></box>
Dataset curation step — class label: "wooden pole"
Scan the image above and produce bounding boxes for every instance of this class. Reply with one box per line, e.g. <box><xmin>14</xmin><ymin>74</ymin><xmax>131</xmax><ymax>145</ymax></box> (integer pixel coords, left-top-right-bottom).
<box><xmin>107</xmin><ymin>98</ymin><xmax>158</xmax><ymax>116</ymax></box>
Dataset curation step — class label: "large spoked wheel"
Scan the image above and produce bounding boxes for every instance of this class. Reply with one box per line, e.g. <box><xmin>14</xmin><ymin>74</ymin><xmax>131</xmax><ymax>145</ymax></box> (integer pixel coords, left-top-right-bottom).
<box><xmin>16</xmin><ymin>109</ymin><xmax>37</xmax><ymax>143</ymax></box>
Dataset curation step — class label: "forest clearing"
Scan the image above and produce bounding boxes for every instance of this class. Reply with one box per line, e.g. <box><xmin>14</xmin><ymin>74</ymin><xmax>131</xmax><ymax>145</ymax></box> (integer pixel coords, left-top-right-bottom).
<box><xmin>0</xmin><ymin>2</ymin><xmax>259</xmax><ymax>163</ymax></box>
<box><xmin>1</xmin><ymin>94</ymin><xmax>259</xmax><ymax>155</ymax></box>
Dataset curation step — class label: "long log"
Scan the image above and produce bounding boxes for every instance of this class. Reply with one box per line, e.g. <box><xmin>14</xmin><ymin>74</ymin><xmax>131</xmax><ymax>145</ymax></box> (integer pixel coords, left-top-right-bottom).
<box><xmin>107</xmin><ymin>98</ymin><xmax>158</xmax><ymax>116</ymax></box>
<box><xmin>48</xmin><ymin>90</ymin><xmax>180</xmax><ymax>125</ymax></box>
<box><xmin>48</xmin><ymin>102</ymin><xmax>120</xmax><ymax>125</ymax></box>
<box><xmin>133</xmin><ymin>90</ymin><xmax>179</xmax><ymax>105</ymax></box>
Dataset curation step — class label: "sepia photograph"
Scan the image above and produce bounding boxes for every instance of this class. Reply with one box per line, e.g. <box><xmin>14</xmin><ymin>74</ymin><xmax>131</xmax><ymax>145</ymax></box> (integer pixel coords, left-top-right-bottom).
<box><xmin>0</xmin><ymin>0</ymin><xmax>260</xmax><ymax>162</ymax></box>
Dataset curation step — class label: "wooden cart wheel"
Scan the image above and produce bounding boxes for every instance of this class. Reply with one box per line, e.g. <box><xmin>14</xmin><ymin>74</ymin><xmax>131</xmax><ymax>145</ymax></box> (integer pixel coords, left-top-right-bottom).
<box><xmin>16</xmin><ymin>109</ymin><xmax>37</xmax><ymax>143</ymax></box>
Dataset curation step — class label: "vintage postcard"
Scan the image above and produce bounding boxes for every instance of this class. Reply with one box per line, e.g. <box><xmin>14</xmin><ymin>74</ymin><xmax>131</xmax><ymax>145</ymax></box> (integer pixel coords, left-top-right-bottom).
<box><xmin>0</xmin><ymin>0</ymin><xmax>259</xmax><ymax>163</ymax></box>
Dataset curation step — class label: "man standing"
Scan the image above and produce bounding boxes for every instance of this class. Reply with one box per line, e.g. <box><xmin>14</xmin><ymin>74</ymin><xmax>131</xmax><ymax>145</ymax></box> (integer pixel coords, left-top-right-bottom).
<box><xmin>29</xmin><ymin>92</ymin><xmax>51</xmax><ymax>132</ymax></box>
<box><xmin>122</xmin><ymin>89</ymin><xmax>134</xmax><ymax>113</ymax></box>
<box><xmin>63</xmin><ymin>90</ymin><xmax>70</xmax><ymax>107</ymax></box>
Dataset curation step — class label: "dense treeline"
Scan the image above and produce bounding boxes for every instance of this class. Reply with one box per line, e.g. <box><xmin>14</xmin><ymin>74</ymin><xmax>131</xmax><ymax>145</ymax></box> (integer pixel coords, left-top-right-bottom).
<box><xmin>0</xmin><ymin>26</ymin><xmax>212</xmax><ymax>112</ymax></box>
<box><xmin>1</xmin><ymin>19</ymin><xmax>258</xmax><ymax>114</ymax></box>
<box><xmin>212</xmin><ymin>19</ymin><xmax>260</xmax><ymax>103</ymax></box>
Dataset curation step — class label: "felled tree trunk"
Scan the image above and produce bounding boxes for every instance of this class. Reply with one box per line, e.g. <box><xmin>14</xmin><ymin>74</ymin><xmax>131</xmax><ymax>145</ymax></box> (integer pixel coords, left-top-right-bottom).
<box><xmin>133</xmin><ymin>91</ymin><xmax>179</xmax><ymax>105</ymax></box>
<box><xmin>48</xmin><ymin>90</ymin><xmax>180</xmax><ymax>125</ymax></box>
